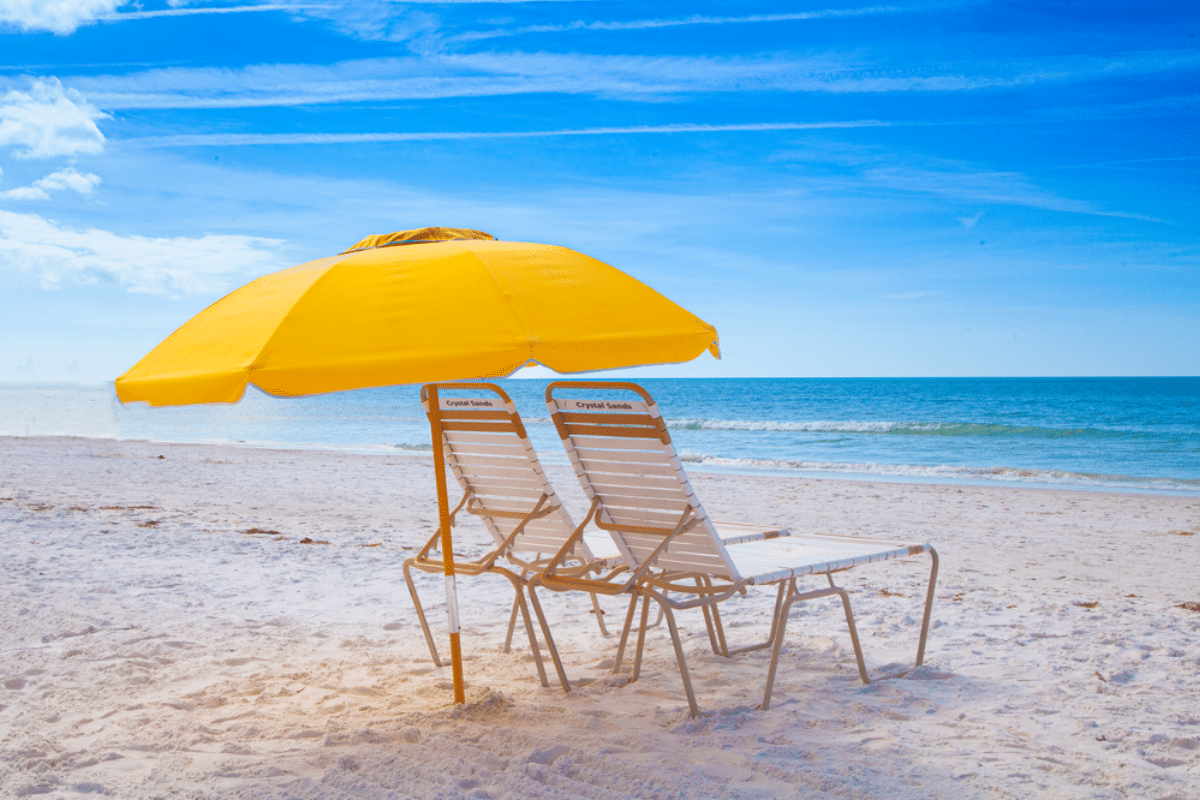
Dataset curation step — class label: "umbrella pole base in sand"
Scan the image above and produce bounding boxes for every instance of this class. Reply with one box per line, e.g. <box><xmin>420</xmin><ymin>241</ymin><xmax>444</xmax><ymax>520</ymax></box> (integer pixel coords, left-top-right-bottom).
<box><xmin>428</xmin><ymin>384</ymin><xmax>466</xmax><ymax>705</ymax></box>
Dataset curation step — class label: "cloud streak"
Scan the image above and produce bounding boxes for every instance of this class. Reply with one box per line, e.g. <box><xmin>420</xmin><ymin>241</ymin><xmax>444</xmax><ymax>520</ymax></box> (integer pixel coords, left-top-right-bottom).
<box><xmin>116</xmin><ymin>120</ymin><xmax>1171</xmax><ymax>225</ymax></box>
<box><xmin>125</xmin><ymin>0</ymin><xmax>604</xmax><ymax>42</ymax></box>
<box><xmin>862</xmin><ymin>164</ymin><xmax>1166</xmax><ymax>223</ymax></box>
<box><xmin>446</xmin><ymin>2</ymin><xmax>953</xmax><ymax>43</ymax></box>
<box><xmin>0</xmin><ymin>209</ymin><xmax>286</xmax><ymax>294</ymax></box>
<box><xmin>771</xmin><ymin>141</ymin><xmax>1168</xmax><ymax>223</ymax></box>
<box><xmin>123</xmin><ymin>119</ymin><xmax>891</xmax><ymax>147</ymax></box>
<box><xmin>104</xmin><ymin>4</ymin><xmax>327</xmax><ymax>21</ymax></box>
<box><xmin>58</xmin><ymin>49</ymin><xmax>1200</xmax><ymax>110</ymax></box>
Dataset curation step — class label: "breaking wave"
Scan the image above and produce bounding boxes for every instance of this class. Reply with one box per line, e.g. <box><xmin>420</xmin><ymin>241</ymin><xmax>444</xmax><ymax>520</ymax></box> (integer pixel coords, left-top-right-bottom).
<box><xmin>663</xmin><ymin>419</ymin><xmax>1124</xmax><ymax>438</ymax></box>
<box><xmin>675</xmin><ymin>454</ymin><xmax>1200</xmax><ymax>494</ymax></box>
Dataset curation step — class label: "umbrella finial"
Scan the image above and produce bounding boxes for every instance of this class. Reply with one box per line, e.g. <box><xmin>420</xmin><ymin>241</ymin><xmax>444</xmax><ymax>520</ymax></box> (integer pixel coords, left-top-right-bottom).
<box><xmin>343</xmin><ymin>227</ymin><xmax>494</xmax><ymax>253</ymax></box>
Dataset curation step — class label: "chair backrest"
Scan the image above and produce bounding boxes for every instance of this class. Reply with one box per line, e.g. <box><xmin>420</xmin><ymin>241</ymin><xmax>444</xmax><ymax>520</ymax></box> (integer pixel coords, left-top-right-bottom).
<box><xmin>422</xmin><ymin>382</ymin><xmax>594</xmax><ymax>565</ymax></box>
<box><xmin>545</xmin><ymin>381</ymin><xmax>740</xmax><ymax>581</ymax></box>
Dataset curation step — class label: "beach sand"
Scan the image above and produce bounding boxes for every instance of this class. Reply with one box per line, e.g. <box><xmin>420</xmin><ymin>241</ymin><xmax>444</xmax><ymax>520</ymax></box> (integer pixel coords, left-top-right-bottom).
<box><xmin>2</xmin><ymin>436</ymin><xmax>1198</xmax><ymax>799</ymax></box>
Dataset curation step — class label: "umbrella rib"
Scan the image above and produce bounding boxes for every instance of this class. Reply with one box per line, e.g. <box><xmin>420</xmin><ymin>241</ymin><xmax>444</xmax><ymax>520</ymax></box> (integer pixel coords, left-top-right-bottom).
<box><xmin>471</xmin><ymin>250</ymin><xmax>540</xmax><ymax>368</ymax></box>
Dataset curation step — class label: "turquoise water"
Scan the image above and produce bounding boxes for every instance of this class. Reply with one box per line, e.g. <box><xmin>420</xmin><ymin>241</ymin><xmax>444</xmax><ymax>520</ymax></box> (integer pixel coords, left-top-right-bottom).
<box><xmin>2</xmin><ymin>378</ymin><xmax>1197</xmax><ymax>495</ymax></box>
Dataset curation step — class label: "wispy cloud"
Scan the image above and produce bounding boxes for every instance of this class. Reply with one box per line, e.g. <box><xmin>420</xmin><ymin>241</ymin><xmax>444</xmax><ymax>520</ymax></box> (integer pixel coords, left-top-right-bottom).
<box><xmin>123</xmin><ymin>119</ymin><xmax>890</xmax><ymax>147</ymax></box>
<box><xmin>105</xmin><ymin>4</ymin><xmax>328</xmax><ymax>21</ymax></box>
<box><xmin>58</xmin><ymin>49</ymin><xmax>1200</xmax><ymax>110</ymax></box>
<box><xmin>0</xmin><ymin>209</ymin><xmax>286</xmax><ymax>294</ymax></box>
<box><xmin>1045</xmin><ymin>154</ymin><xmax>1200</xmax><ymax>171</ymax></box>
<box><xmin>194</xmin><ymin>1</ymin><xmax>947</xmax><ymax>44</ymax></box>
<box><xmin>446</xmin><ymin>2</ymin><xmax>952</xmax><ymax>44</ymax></box>
<box><xmin>61</xmin><ymin>53</ymin><xmax>851</xmax><ymax>109</ymax></box>
<box><xmin>1</xmin><ymin>167</ymin><xmax>101</xmax><ymax>200</ymax></box>
<box><xmin>0</xmin><ymin>0</ymin><xmax>126</xmax><ymax>35</ymax></box>
<box><xmin>0</xmin><ymin>78</ymin><xmax>107</xmax><ymax>158</ymax></box>
<box><xmin>863</xmin><ymin>164</ymin><xmax>1165</xmax><ymax>222</ymax></box>
<box><xmin>136</xmin><ymin>0</ymin><xmax>602</xmax><ymax>43</ymax></box>
<box><xmin>0</xmin><ymin>185</ymin><xmax>50</xmax><ymax>200</ymax></box>
<box><xmin>773</xmin><ymin>142</ymin><xmax>1166</xmax><ymax>223</ymax></box>
<box><xmin>34</xmin><ymin>166</ymin><xmax>101</xmax><ymax>194</ymax></box>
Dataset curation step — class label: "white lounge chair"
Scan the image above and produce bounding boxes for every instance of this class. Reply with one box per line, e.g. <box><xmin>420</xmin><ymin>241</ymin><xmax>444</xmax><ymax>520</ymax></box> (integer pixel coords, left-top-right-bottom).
<box><xmin>536</xmin><ymin>381</ymin><xmax>939</xmax><ymax>715</ymax></box>
<box><xmin>403</xmin><ymin>382</ymin><xmax>609</xmax><ymax>691</ymax></box>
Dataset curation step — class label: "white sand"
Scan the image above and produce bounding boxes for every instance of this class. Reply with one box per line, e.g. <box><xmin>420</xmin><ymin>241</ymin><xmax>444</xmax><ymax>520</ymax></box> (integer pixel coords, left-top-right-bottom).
<box><xmin>2</xmin><ymin>436</ymin><xmax>1198</xmax><ymax>799</ymax></box>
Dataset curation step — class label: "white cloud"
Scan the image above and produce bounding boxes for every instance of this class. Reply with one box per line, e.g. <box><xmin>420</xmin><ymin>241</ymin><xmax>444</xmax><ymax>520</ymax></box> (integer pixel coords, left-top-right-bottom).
<box><xmin>295</xmin><ymin>2</ymin><xmax>440</xmax><ymax>44</ymax></box>
<box><xmin>0</xmin><ymin>0</ymin><xmax>128</xmax><ymax>35</ymax></box>
<box><xmin>2</xmin><ymin>167</ymin><xmax>101</xmax><ymax>200</ymax></box>
<box><xmin>127</xmin><ymin>119</ymin><xmax>889</xmax><ymax>147</ymax></box>
<box><xmin>64</xmin><ymin>49</ymin><xmax>1200</xmax><ymax>110</ymax></box>
<box><xmin>102</xmin><ymin>0</ymin><xmax>586</xmax><ymax>42</ymax></box>
<box><xmin>0</xmin><ymin>79</ymin><xmax>107</xmax><ymax>159</ymax></box>
<box><xmin>446</xmin><ymin>2</ymin><xmax>950</xmax><ymax>44</ymax></box>
<box><xmin>110</xmin><ymin>3</ymin><xmax>318</xmax><ymax>21</ymax></box>
<box><xmin>0</xmin><ymin>210</ymin><xmax>286</xmax><ymax>294</ymax></box>
<box><xmin>2</xmin><ymin>185</ymin><xmax>50</xmax><ymax>200</ymax></box>
<box><xmin>256</xmin><ymin>0</ymin><xmax>933</xmax><ymax>43</ymax></box>
<box><xmin>958</xmin><ymin>212</ymin><xmax>984</xmax><ymax>228</ymax></box>
<box><xmin>116</xmin><ymin>0</ymin><xmax>950</xmax><ymax>46</ymax></box>
<box><xmin>33</xmin><ymin>167</ymin><xmax>102</xmax><ymax>195</ymax></box>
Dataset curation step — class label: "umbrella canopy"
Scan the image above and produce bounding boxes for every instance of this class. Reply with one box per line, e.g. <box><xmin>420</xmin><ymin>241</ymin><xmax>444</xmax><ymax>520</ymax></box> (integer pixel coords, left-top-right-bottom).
<box><xmin>115</xmin><ymin>227</ymin><xmax>719</xmax><ymax>406</ymax></box>
<box><xmin>114</xmin><ymin>226</ymin><xmax>719</xmax><ymax>707</ymax></box>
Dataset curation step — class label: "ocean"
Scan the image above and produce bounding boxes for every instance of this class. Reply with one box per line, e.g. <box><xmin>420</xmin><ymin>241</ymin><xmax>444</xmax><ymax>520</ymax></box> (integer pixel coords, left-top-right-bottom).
<box><xmin>2</xmin><ymin>377</ymin><xmax>1197</xmax><ymax>495</ymax></box>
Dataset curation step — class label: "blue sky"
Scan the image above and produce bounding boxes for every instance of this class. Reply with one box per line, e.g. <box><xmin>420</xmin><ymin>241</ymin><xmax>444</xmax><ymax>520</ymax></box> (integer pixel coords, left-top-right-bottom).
<box><xmin>0</xmin><ymin>0</ymin><xmax>1196</xmax><ymax>383</ymax></box>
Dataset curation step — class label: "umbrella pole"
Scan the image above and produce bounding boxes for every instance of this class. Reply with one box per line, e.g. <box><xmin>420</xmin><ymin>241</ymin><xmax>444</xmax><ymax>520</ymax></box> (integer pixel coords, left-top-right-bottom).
<box><xmin>426</xmin><ymin>383</ymin><xmax>466</xmax><ymax>705</ymax></box>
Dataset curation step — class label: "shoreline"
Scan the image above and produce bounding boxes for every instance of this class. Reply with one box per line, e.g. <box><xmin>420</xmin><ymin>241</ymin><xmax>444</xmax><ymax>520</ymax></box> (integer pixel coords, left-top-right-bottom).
<box><xmin>5</xmin><ymin>432</ymin><xmax>1198</xmax><ymax>499</ymax></box>
<box><xmin>5</xmin><ymin>376</ymin><xmax>1198</xmax><ymax>498</ymax></box>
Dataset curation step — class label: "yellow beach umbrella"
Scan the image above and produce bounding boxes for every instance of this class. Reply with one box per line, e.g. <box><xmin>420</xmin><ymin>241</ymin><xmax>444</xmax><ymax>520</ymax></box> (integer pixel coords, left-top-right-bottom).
<box><xmin>115</xmin><ymin>226</ymin><xmax>720</xmax><ymax>704</ymax></box>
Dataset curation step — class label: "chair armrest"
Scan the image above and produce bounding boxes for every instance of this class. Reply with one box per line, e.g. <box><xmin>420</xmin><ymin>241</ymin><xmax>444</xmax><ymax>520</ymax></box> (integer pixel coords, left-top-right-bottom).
<box><xmin>711</xmin><ymin>521</ymin><xmax>790</xmax><ymax>545</ymax></box>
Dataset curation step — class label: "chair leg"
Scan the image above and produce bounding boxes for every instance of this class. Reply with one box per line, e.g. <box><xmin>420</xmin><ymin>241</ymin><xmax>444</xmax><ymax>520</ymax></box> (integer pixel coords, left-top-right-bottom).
<box><xmin>503</xmin><ymin>594</ymin><xmax>521</xmax><ymax>654</ymax></box>
<box><xmin>766</xmin><ymin>580</ymin><xmax>788</xmax><ymax>650</ymax></box>
<box><xmin>613</xmin><ymin>594</ymin><xmax>640</xmax><ymax>674</ymax></box>
<box><xmin>633</xmin><ymin>595</ymin><xmax>665</xmax><ymax>631</ymax></box>
<box><xmin>589</xmin><ymin>592</ymin><xmax>610</xmax><ymax>637</ymax></box>
<box><xmin>760</xmin><ymin>581</ymin><xmax>797</xmax><ymax>711</ymax></box>
<box><xmin>501</xmin><ymin>575</ymin><xmax>550</xmax><ymax>688</ymax></box>
<box><xmin>646</xmin><ymin>593</ymin><xmax>702</xmax><ymax>717</ymax></box>
<box><xmin>650</xmin><ymin>605</ymin><xmax>666</xmax><ymax>629</ymax></box>
<box><xmin>697</xmin><ymin>577</ymin><xmax>722</xmax><ymax>655</ymax></box>
<box><xmin>632</xmin><ymin>594</ymin><xmax>652</xmax><ymax>682</ymax></box>
<box><xmin>832</xmin><ymin>583</ymin><xmax>870</xmax><ymax>685</ymax></box>
<box><xmin>915</xmin><ymin>548</ymin><xmax>940</xmax><ymax>668</ymax></box>
<box><xmin>526</xmin><ymin>583</ymin><xmax>572</xmax><ymax>693</ymax></box>
<box><xmin>761</xmin><ymin>579</ymin><xmax>866</xmax><ymax>710</ymax></box>
<box><xmin>708</xmin><ymin>581</ymin><xmax>731</xmax><ymax>658</ymax></box>
<box><xmin>760</xmin><ymin>552</ymin><xmax>941</xmax><ymax>710</ymax></box>
<box><xmin>403</xmin><ymin>560</ymin><xmax>444</xmax><ymax>667</ymax></box>
<box><xmin>725</xmin><ymin>581</ymin><xmax>788</xmax><ymax>657</ymax></box>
